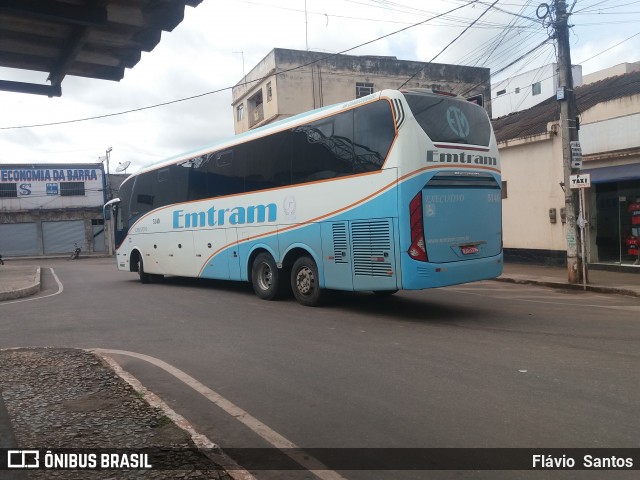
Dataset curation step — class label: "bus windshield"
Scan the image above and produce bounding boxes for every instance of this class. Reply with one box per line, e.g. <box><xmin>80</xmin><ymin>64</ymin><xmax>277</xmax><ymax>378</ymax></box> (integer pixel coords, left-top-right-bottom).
<box><xmin>403</xmin><ymin>92</ymin><xmax>491</xmax><ymax>147</ymax></box>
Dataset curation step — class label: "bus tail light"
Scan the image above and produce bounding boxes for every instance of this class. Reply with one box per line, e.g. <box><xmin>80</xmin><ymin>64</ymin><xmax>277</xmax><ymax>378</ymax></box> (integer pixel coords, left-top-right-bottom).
<box><xmin>408</xmin><ymin>192</ymin><xmax>428</xmax><ymax>262</ymax></box>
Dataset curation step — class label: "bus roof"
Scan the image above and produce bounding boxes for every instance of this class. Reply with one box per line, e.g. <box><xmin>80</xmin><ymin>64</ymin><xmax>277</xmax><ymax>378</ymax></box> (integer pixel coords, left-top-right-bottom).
<box><xmin>131</xmin><ymin>90</ymin><xmax>398</xmax><ymax>178</ymax></box>
<box><xmin>126</xmin><ymin>88</ymin><xmax>481</xmax><ymax>180</ymax></box>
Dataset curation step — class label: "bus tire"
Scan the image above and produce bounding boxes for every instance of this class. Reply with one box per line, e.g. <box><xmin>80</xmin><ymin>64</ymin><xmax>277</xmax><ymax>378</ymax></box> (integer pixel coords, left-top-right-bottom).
<box><xmin>373</xmin><ymin>290</ymin><xmax>398</xmax><ymax>296</ymax></box>
<box><xmin>138</xmin><ymin>257</ymin><xmax>151</xmax><ymax>284</ymax></box>
<box><xmin>251</xmin><ymin>252</ymin><xmax>282</xmax><ymax>300</ymax></box>
<box><xmin>291</xmin><ymin>256</ymin><xmax>323</xmax><ymax>307</ymax></box>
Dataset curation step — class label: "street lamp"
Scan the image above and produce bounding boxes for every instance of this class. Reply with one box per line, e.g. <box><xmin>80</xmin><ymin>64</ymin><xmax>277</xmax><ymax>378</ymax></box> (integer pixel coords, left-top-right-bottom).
<box><xmin>99</xmin><ymin>147</ymin><xmax>113</xmax><ymax>200</ymax></box>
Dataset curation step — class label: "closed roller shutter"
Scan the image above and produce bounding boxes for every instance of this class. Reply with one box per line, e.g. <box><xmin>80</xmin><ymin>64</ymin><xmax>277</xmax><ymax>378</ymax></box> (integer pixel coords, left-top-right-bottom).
<box><xmin>42</xmin><ymin>220</ymin><xmax>86</xmax><ymax>254</ymax></box>
<box><xmin>0</xmin><ymin>223</ymin><xmax>40</xmax><ymax>256</ymax></box>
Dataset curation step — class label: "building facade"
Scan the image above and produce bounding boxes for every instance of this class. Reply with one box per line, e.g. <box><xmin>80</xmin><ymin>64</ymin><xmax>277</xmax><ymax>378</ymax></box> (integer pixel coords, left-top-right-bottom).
<box><xmin>232</xmin><ymin>48</ymin><xmax>491</xmax><ymax>133</ymax></box>
<box><xmin>492</xmin><ymin>70</ymin><xmax>640</xmax><ymax>268</ymax></box>
<box><xmin>583</xmin><ymin>61</ymin><xmax>640</xmax><ymax>85</ymax></box>
<box><xmin>0</xmin><ymin>163</ymin><xmax>108</xmax><ymax>257</ymax></box>
<box><xmin>491</xmin><ymin>63</ymin><xmax>583</xmax><ymax>118</ymax></box>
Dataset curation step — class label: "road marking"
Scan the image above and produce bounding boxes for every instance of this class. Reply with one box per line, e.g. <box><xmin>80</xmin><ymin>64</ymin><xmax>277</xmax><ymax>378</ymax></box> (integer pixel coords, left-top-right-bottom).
<box><xmin>93</xmin><ymin>348</ymin><xmax>348</xmax><ymax>480</ymax></box>
<box><xmin>446</xmin><ymin>285</ymin><xmax>640</xmax><ymax>311</ymax></box>
<box><xmin>0</xmin><ymin>268</ymin><xmax>63</xmax><ymax>306</ymax></box>
<box><xmin>95</xmin><ymin>351</ymin><xmax>255</xmax><ymax>480</ymax></box>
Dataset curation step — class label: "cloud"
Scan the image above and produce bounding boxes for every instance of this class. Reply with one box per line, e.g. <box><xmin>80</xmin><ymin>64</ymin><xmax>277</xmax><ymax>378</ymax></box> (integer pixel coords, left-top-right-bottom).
<box><xmin>0</xmin><ymin>0</ymin><xmax>638</xmax><ymax>168</ymax></box>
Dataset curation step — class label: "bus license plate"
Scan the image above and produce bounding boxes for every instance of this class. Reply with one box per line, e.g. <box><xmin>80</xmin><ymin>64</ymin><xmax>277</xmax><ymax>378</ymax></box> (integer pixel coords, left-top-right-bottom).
<box><xmin>461</xmin><ymin>246</ymin><xmax>479</xmax><ymax>255</ymax></box>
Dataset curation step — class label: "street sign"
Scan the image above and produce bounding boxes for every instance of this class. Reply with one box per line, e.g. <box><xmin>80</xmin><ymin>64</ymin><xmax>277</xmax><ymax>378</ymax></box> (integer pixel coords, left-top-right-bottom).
<box><xmin>569</xmin><ymin>173</ymin><xmax>591</xmax><ymax>189</ymax></box>
<box><xmin>570</xmin><ymin>140</ymin><xmax>582</xmax><ymax>169</ymax></box>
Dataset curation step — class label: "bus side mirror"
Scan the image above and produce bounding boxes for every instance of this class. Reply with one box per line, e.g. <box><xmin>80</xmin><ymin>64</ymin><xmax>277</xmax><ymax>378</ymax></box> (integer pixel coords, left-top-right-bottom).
<box><xmin>103</xmin><ymin>197</ymin><xmax>121</xmax><ymax>220</ymax></box>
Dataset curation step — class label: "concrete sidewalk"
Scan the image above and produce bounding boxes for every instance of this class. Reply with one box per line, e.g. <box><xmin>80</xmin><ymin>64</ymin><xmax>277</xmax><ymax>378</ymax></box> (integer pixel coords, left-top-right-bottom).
<box><xmin>0</xmin><ymin>264</ymin><xmax>41</xmax><ymax>301</ymax></box>
<box><xmin>1</xmin><ymin>260</ymin><xmax>638</xmax><ymax>301</ymax></box>
<box><xmin>497</xmin><ymin>263</ymin><xmax>640</xmax><ymax>297</ymax></box>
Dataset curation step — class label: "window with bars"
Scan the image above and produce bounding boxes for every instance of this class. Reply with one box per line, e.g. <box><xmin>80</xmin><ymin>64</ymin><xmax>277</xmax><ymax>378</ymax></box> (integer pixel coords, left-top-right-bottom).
<box><xmin>60</xmin><ymin>182</ymin><xmax>85</xmax><ymax>196</ymax></box>
<box><xmin>356</xmin><ymin>82</ymin><xmax>374</xmax><ymax>98</ymax></box>
<box><xmin>0</xmin><ymin>183</ymin><xmax>17</xmax><ymax>198</ymax></box>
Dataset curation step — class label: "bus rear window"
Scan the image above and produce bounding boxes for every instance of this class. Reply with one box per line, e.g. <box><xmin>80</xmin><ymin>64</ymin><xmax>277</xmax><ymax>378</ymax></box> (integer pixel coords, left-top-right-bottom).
<box><xmin>403</xmin><ymin>93</ymin><xmax>491</xmax><ymax>147</ymax></box>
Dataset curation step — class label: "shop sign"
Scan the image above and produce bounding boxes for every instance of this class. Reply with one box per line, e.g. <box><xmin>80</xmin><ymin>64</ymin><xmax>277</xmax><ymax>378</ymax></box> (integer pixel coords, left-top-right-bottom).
<box><xmin>570</xmin><ymin>141</ymin><xmax>582</xmax><ymax>169</ymax></box>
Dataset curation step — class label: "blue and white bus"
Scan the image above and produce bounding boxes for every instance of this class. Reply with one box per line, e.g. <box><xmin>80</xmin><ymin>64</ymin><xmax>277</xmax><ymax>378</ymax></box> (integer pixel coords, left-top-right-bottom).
<box><xmin>106</xmin><ymin>88</ymin><xmax>502</xmax><ymax>306</ymax></box>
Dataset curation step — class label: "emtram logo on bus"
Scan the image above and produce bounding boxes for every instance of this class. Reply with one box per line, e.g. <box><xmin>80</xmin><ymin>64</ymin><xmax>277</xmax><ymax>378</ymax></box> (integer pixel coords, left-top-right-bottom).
<box><xmin>426</xmin><ymin>149</ymin><xmax>497</xmax><ymax>166</ymax></box>
<box><xmin>172</xmin><ymin>203</ymin><xmax>277</xmax><ymax>229</ymax></box>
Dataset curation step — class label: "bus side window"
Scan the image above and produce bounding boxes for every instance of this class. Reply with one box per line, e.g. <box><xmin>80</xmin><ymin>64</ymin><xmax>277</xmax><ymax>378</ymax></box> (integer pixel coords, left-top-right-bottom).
<box><xmin>245</xmin><ymin>130</ymin><xmax>292</xmax><ymax>191</ymax></box>
<box><xmin>291</xmin><ymin>110</ymin><xmax>354</xmax><ymax>184</ymax></box>
<box><xmin>206</xmin><ymin>148</ymin><xmax>245</xmax><ymax>197</ymax></box>
<box><xmin>188</xmin><ymin>170</ymin><xmax>208</xmax><ymax>201</ymax></box>
<box><xmin>353</xmin><ymin>101</ymin><xmax>395</xmax><ymax>171</ymax></box>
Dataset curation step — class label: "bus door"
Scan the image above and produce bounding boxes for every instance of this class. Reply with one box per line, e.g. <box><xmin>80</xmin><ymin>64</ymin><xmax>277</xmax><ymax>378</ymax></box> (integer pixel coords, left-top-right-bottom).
<box><xmin>421</xmin><ymin>171</ymin><xmax>502</xmax><ymax>263</ymax></box>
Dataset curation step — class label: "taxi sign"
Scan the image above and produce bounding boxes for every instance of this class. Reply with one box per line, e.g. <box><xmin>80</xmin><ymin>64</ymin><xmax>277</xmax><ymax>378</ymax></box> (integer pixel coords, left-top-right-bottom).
<box><xmin>569</xmin><ymin>173</ymin><xmax>591</xmax><ymax>189</ymax></box>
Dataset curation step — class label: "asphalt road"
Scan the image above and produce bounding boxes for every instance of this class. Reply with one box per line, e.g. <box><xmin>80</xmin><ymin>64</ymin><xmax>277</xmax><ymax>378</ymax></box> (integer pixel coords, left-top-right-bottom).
<box><xmin>1</xmin><ymin>257</ymin><xmax>639</xmax><ymax>480</ymax></box>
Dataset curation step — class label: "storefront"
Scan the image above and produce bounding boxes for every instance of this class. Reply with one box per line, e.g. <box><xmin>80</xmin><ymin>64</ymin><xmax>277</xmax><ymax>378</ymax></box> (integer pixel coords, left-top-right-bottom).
<box><xmin>0</xmin><ymin>163</ymin><xmax>108</xmax><ymax>257</ymax></box>
<box><xmin>586</xmin><ymin>163</ymin><xmax>640</xmax><ymax>266</ymax></box>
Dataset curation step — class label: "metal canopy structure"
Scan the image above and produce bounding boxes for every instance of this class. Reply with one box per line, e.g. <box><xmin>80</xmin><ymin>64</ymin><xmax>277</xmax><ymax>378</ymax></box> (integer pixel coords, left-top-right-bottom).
<box><xmin>0</xmin><ymin>0</ymin><xmax>202</xmax><ymax>97</ymax></box>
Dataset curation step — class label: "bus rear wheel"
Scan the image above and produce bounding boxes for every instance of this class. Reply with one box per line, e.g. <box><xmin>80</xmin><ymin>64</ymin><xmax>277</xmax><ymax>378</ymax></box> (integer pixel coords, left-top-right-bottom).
<box><xmin>291</xmin><ymin>256</ymin><xmax>323</xmax><ymax>307</ymax></box>
<box><xmin>373</xmin><ymin>290</ymin><xmax>398</xmax><ymax>296</ymax></box>
<box><xmin>252</xmin><ymin>252</ymin><xmax>284</xmax><ymax>300</ymax></box>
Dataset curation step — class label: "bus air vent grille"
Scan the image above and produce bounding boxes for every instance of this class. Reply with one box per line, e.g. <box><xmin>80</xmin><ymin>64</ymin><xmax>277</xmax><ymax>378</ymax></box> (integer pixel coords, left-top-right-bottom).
<box><xmin>332</xmin><ymin>222</ymin><xmax>348</xmax><ymax>264</ymax></box>
<box><xmin>351</xmin><ymin>220</ymin><xmax>393</xmax><ymax>277</ymax></box>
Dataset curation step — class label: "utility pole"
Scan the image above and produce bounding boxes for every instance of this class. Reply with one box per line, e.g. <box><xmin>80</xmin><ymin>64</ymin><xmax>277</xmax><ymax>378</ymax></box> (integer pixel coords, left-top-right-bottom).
<box><xmin>102</xmin><ymin>147</ymin><xmax>114</xmax><ymax>256</ymax></box>
<box><xmin>305</xmin><ymin>0</ymin><xmax>309</xmax><ymax>50</ymax></box>
<box><xmin>105</xmin><ymin>147</ymin><xmax>113</xmax><ymax>200</ymax></box>
<box><xmin>553</xmin><ymin>0</ymin><xmax>583</xmax><ymax>284</ymax></box>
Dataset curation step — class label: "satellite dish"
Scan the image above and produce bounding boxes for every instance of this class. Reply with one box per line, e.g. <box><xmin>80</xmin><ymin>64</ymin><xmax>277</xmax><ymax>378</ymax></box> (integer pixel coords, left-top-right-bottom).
<box><xmin>115</xmin><ymin>161</ymin><xmax>131</xmax><ymax>173</ymax></box>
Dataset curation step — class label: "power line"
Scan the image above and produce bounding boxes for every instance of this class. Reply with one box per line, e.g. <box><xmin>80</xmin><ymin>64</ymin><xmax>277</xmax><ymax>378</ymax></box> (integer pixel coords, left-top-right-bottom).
<box><xmin>238</xmin><ymin>0</ymin><xmax>539</xmax><ymax>30</ymax></box>
<box><xmin>478</xmin><ymin>28</ymin><xmax>640</xmax><ymax>111</ymax></box>
<box><xmin>463</xmin><ymin>0</ymin><xmax>541</xmax><ymax>68</ymax></box>
<box><xmin>0</xmin><ymin>1</ymin><xmax>479</xmax><ymax>131</ymax></box>
<box><xmin>398</xmin><ymin>0</ymin><xmax>501</xmax><ymax>89</ymax></box>
<box><xmin>577</xmin><ymin>29</ymin><xmax>640</xmax><ymax>64</ymax></box>
<box><xmin>457</xmin><ymin>37</ymin><xmax>551</xmax><ymax>96</ymax></box>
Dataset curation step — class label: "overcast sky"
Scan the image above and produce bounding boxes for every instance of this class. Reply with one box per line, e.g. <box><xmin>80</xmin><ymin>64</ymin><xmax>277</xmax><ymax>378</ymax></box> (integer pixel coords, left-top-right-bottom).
<box><xmin>0</xmin><ymin>0</ymin><xmax>638</xmax><ymax>172</ymax></box>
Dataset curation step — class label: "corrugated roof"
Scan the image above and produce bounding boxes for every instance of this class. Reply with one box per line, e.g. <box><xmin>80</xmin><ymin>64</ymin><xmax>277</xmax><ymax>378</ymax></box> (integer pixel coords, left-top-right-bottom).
<box><xmin>0</xmin><ymin>0</ymin><xmax>202</xmax><ymax>97</ymax></box>
<box><xmin>492</xmin><ymin>69</ymin><xmax>640</xmax><ymax>143</ymax></box>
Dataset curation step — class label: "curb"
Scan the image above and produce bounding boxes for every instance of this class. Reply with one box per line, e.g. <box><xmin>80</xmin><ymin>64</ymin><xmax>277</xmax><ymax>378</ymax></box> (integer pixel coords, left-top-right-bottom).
<box><xmin>0</xmin><ymin>267</ymin><xmax>41</xmax><ymax>301</ymax></box>
<box><xmin>0</xmin><ymin>393</ymin><xmax>27</xmax><ymax>479</ymax></box>
<box><xmin>93</xmin><ymin>350</ymin><xmax>256</xmax><ymax>480</ymax></box>
<box><xmin>495</xmin><ymin>276</ymin><xmax>640</xmax><ymax>298</ymax></box>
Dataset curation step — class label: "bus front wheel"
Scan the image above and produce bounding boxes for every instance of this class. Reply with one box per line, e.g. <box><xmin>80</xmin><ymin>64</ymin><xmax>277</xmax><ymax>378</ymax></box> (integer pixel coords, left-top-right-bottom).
<box><xmin>138</xmin><ymin>257</ymin><xmax>151</xmax><ymax>284</ymax></box>
<box><xmin>291</xmin><ymin>256</ymin><xmax>323</xmax><ymax>307</ymax></box>
<box><xmin>252</xmin><ymin>252</ymin><xmax>283</xmax><ymax>300</ymax></box>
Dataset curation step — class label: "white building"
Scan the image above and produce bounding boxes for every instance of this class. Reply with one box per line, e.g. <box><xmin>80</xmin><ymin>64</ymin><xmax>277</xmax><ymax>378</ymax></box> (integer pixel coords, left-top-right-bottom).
<box><xmin>492</xmin><ymin>70</ymin><xmax>640</xmax><ymax>268</ymax></box>
<box><xmin>583</xmin><ymin>60</ymin><xmax>640</xmax><ymax>85</ymax></box>
<box><xmin>0</xmin><ymin>163</ymin><xmax>109</xmax><ymax>256</ymax></box>
<box><xmin>491</xmin><ymin>63</ymin><xmax>582</xmax><ymax>118</ymax></box>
